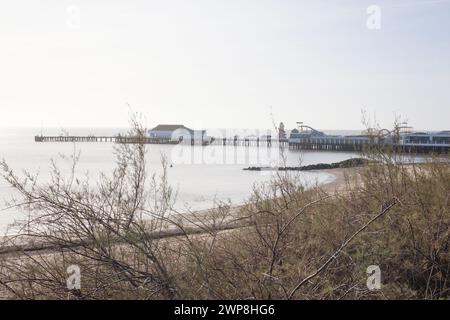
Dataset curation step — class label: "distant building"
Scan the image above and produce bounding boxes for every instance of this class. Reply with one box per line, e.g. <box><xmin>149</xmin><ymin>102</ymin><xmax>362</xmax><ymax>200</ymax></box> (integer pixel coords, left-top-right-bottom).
<box><xmin>278</xmin><ymin>122</ymin><xmax>287</xmax><ymax>141</ymax></box>
<box><xmin>286</xmin><ymin>122</ymin><xmax>450</xmax><ymax>149</ymax></box>
<box><xmin>148</xmin><ymin>124</ymin><xmax>206</xmax><ymax>142</ymax></box>
<box><xmin>401</xmin><ymin>131</ymin><xmax>450</xmax><ymax>145</ymax></box>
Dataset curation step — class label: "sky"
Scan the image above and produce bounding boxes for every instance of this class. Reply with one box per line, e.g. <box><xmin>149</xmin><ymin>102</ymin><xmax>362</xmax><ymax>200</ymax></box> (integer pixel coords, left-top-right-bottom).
<box><xmin>0</xmin><ymin>0</ymin><xmax>449</xmax><ymax>131</ymax></box>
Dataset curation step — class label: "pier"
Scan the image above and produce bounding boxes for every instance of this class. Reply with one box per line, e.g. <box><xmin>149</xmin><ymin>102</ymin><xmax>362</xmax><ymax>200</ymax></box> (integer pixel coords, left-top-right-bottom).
<box><xmin>287</xmin><ymin>136</ymin><xmax>450</xmax><ymax>153</ymax></box>
<box><xmin>34</xmin><ymin>122</ymin><xmax>450</xmax><ymax>154</ymax></box>
<box><xmin>287</xmin><ymin>123</ymin><xmax>450</xmax><ymax>154</ymax></box>
<box><xmin>207</xmin><ymin>136</ymin><xmax>286</xmax><ymax>147</ymax></box>
<box><xmin>35</xmin><ymin>135</ymin><xmax>179</xmax><ymax>144</ymax></box>
<box><xmin>34</xmin><ymin>135</ymin><xmax>285</xmax><ymax>147</ymax></box>
<box><xmin>34</xmin><ymin>134</ymin><xmax>449</xmax><ymax>153</ymax></box>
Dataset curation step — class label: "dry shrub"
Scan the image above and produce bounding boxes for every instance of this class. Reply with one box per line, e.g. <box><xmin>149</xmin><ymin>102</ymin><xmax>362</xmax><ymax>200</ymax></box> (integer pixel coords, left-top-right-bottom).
<box><xmin>179</xmin><ymin>154</ymin><xmax>449</xmax><ymax>300</ymax></box>
<box><xmin>0</xmin><ymin>118</ymin><xmax>448</xmax><ymax>299</ymax></box>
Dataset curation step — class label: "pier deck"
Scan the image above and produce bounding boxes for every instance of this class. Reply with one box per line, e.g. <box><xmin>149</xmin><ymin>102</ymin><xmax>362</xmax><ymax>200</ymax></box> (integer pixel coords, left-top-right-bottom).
<box><xmin>35</xmin><ymin>135</ymin><xmax>179</xmax><ymax>144</ymax></box>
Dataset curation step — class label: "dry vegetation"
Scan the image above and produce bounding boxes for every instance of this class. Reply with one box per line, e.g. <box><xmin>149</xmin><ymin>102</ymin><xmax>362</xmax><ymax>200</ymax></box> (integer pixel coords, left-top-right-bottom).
<box><xmin>0</xmin><ymin>117</ymin><xmax>448</xmax><ymax>300</ymax></box>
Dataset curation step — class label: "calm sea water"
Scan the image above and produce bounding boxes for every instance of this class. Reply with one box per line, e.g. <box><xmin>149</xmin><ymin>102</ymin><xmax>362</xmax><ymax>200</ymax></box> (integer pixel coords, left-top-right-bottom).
<box><xmin>0</xmin><ymin>128</ymin><xmax>359</xmax><ymax>233</ymax></box>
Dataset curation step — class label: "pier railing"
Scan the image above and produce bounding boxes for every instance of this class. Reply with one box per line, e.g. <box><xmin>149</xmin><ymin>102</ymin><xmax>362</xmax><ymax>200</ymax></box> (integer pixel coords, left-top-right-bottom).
<box><xmin>34</xmin><ymin>135</ymin><xmax>179</xmax><ymax>144</ymax></box>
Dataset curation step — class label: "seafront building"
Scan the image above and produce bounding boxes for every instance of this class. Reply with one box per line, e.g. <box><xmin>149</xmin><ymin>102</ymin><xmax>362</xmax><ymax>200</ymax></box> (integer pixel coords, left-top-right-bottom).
<box><xmin>148</xmin><ymin>124</ymin><xmax>206</xmax><ymax>142</ymax></box>
<box><xmin>286</xmin><ymin>123</ymin><xmax>450</xmax><ymax>153</ymax></box>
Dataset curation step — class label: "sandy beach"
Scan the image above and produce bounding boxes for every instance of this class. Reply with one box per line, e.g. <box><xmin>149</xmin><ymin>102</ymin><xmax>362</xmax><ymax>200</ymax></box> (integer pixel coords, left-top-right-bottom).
<box><xmin>0</xmin><ymin>166</ymin><xmax>361</xmax><ymax>260</ymax></box>
<box><xmin>318</xmin><ymin>167</ymin><xmax>359</xmax><ymax>193</ymax></box>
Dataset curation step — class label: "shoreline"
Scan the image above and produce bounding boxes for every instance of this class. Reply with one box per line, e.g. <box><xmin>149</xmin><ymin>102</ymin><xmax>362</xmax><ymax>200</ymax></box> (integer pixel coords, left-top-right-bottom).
<box><xmin>317</xmin><ymin>167</ymin><xmax>357</xmax><ymax>193</ymax></box>
<box><xmin>182</xmin><ymin>166</ymin><xmax>359</xmax><ymax>228</ymax></box>
<box><xmin>0</xmin><ymin>167</ymin><xmax>360</xmax><ymax>255</ymax></box>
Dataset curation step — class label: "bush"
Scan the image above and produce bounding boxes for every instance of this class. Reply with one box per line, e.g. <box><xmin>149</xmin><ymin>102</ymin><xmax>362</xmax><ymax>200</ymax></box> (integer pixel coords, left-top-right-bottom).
<box><xmin>0</xmin><ymin>118</ymin><xmax>448</xmax><ymax>299</ymax></box>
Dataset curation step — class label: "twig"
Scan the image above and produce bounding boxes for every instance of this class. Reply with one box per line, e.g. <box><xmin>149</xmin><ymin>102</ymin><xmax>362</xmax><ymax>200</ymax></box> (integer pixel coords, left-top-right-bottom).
<box><xmin>288</xmin><ymin>198</ymin><xmax>397</xmax><ymax>300</ymax></box>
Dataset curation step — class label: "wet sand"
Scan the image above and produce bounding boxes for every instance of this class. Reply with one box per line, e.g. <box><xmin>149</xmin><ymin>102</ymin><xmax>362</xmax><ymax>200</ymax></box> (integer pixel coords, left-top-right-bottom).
<box><xmin>318</xmin><ymin>167</ymin><xmax>358</xmax><ymax>193</ymax></box>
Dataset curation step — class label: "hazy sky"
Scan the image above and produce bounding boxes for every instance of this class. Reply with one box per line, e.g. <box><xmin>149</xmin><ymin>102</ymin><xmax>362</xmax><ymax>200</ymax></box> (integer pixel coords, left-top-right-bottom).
<box><xmin>1</xmin><ymin>0</ymin><xmax>449</xmax><ymax>130</ymax></box>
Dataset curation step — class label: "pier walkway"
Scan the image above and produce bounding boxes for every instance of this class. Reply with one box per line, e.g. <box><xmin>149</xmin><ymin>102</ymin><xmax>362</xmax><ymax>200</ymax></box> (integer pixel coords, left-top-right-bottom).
<box><xmin>35</xmin><ymin>135</ymin><xmax>179</xmax><ymax>144</ymax></box>
<box><xmin>34</xmin><ymin>135</ymin><xmax>284</xmax><ymax>147</ymax></box>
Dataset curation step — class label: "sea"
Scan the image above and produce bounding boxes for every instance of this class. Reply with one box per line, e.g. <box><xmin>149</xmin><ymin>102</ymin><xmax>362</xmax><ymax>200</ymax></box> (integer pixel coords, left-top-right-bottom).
<box><xmin>0</xmin><ymin>128</ymin><xmax>361</xmax><ymax>234</ymax></box>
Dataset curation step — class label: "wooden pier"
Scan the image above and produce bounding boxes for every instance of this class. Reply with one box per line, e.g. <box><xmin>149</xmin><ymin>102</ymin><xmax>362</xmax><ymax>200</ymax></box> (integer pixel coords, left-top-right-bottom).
<box><xmin>207</xmin><ymin>136</ymin><xmax>288</xmax><ymax>147</ymax></box>
<box><xmin>34</xmin><ymin>135</ymin><xmax>449</xmax><ymax>154</ymax></box>
<box><xmin>34</xmin><ymin>135</ymin><xmax>286</xmax><ymax>147</ymax></box>
<box><xmin>35</xmin><ymin>135</ymin><xmax>179</xmax><ymax>144</ymax></box>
